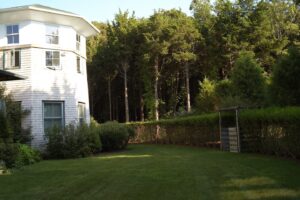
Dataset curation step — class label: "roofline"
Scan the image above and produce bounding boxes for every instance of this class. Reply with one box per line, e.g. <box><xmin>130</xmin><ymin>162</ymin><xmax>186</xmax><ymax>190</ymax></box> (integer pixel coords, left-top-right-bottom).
<box><xmin>0</xmin><ymin>5</ymin><xmax>100</xmax><ymax>34</ymax></box>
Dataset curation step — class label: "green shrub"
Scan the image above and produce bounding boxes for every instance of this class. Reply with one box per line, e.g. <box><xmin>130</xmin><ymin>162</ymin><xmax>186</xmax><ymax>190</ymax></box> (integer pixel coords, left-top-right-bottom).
<box><xmin>270</xmin><ymin>46</ymin><xmax>300</xmax><ymax>106</ymax></box>
<box><xmin>45</xmin><ymin>123</ymin><xmax>102</xmax><ymax>159</ymax></box>
<box><xmin>99</xmin><ymin>121</ymin><xmax>134</xmax><ymax>151</ymax></box>
<box><xmin>0</xmin><ymin>143</ymin><xmax>40</xmax><ymax>168</ymax></box>
<box><xmin>15</xmin><ymin>144</ymin><xmax>41</xmax><ymax>168</ymax></box>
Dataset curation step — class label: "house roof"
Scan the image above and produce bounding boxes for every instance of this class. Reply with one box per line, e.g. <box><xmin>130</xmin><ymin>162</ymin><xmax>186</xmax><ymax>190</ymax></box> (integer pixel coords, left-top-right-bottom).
<box><xmin>0</xmin><ymin>4</ymin><xmax>99</xmax><ymax>37</ymax></box>
<box><xmin>0</xmin><ymin>70</ymin><xmax>26</xmax><ymax>81</ymax></box>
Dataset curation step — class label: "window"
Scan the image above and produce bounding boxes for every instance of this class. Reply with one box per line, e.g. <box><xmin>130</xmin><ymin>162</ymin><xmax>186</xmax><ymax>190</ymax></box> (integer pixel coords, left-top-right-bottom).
<box><xmin>76</xmin><ymin>56</ymin><xmax>81</xmax><ymax>73</ymax></box>
<box><xmin>46</xmin><ymin>51</ymin><xmax>60</xmax><ymax>69</ymax></box>
<box><xmin>43</xmin><ymin>101</ymin><xmax>64</xmax><ymax>132</ymax></box>
<box><xmin>78</xmin><ymin>102</ymin><xmax>85</xmax><ymax>125</ymax></box>
<box><xmin>2</xmin><ymin>49</ymin><xmax>20</xmax><ymax>69</ymax></box>
<box><xmin>76</xmin><ymin>34</ymin><xmax>81</xmax><ymax>51</ymax></box>
<box><xmin>7</xmin><ymin>25</ymin><xmax>19</xmax><ymax>44</ymax></box>
<box><xmin>46</xmin><ymin>25</ymin><xmax>59</xmax><ymax>44</ymax></box>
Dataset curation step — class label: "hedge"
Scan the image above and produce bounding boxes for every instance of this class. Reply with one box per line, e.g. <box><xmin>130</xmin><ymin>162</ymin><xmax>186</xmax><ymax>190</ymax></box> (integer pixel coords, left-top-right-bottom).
<box><xmin>129</xmin><ymin>107</ymin><xmax>300</xmax><ymax>159</ymax></box>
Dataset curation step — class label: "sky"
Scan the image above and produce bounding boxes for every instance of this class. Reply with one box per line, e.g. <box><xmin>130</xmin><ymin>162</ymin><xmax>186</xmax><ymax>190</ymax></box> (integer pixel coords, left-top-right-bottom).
<box><xmin>0</xmin><ymin>0</ymin><xmax>193</xmax><ymax>22</ymax></box>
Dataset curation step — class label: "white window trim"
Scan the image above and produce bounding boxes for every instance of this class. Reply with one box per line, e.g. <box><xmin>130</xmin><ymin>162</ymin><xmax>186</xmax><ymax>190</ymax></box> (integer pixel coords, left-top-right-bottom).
<box><xmin>76</xmin><ymin>34</ymin><xmax>81</xmax><ymax>51</ymax></box>
<box><xmin>78</xmin><ymin>102</ymin><xmax>86</xmax><ymax>125</ymax></box>
<box><xmin>6</xmin><ymin>24</ymin><xmax>19</xmax><ymax>44</ymax></box>
<box><xmin>45</xmin><ymin>50</ymin><xmax>61</xmax><ymax>70</ymax></box>
<box><xmin>43</xmin><ymin>101</ymin><xmax>65</xmax><ymax>132</ymax></box>
<box><xmin>76</xmin><ymin>56</ymin><xmax>81</xmax><ymax>73</ymax></box>
<box><xmin>45</xmin><ymin>24</ymin><xmax>59</xmax><ymax>45</ymax></box>
<box><xmin>2</xmin><ymin>49</ymin><xmax>21</xmax><ymax>70</ymax></box>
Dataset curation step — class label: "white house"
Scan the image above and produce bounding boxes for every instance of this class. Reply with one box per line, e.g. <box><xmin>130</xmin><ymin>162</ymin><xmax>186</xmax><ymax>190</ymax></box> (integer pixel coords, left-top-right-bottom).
<box><xmin>0</xmin><ymin>4</ymin><xmax>99</xmax><ymax>148</ymax></box>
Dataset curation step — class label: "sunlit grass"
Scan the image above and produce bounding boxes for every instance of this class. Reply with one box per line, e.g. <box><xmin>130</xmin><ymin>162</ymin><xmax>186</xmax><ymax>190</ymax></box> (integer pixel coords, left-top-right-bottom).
<box><xmin>0</xmin><ymin>144</ymin><xmax>299</xmax><ymax>200</ymax></box>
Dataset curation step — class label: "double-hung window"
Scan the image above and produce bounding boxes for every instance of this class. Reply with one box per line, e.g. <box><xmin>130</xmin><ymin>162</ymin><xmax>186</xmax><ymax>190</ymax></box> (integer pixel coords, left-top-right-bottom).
<box><xmin>46</xmin><ymin>51</ymin><xmax>60</xmax><ymax>69</ymax></box>
<box><xmin>46</xmin><ymin>25</ymin><xmax>59</xmax><ymax>44</ymax></box>
<box><xmin>43</xmin><ymin>101</ymin><xmax>64</xmax><ymax>132</ymax></box>
<box><xmin>7</xmin><ymin>25</ymin><xmax>19</xmax><ymax>44</ymax></box>
<box><xmin>76</xmin><ymin>34</ymin><xmax>81</xmax><ymax>51</ymax></box>
<box><xmin>2</xmin><ymin>49</ymin><xmax>20</xmax><ymax>69</ymax></box>
<box><xmin>78</xmin><ymin>102</ymin><xmax>85</xmax><ymax>125</ymax></box>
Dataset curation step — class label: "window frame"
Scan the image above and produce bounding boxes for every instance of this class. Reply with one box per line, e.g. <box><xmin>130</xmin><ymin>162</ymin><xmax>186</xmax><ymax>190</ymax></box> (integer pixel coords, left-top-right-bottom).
<box><xmin>45</xmin><ymin>25</ymin><xmax>59</xmax><ymax>45</ymax></box>
<box><xmin>76</xmin><ymin>34</ymin><xmax>81</xmax><ymax>51</ymax></box>
<box><xmin>6</xmin><ymin>24</ymin><xmax>19</xmax><ymax>44</ymax></box>
<box><xmin>43</xmin><ymin>101</ymin><xmax>65</xmax><ymax>132</ymax></box>
<box><xmin>45</xmin><ymin>50</ymin><xmax>60</xmax><ymax>69</ymax></box>
<box><xmin>2</xmin><ymin>49</ymin><xmax>21</xmax><ymax>70</ymax></box>
<box><xmin>78</xmin><ymin>102</ymin><xmax>86</xmax><ymax>125</ymax></box>
<box><xmin>76</xmin><ymin>56</ymin><xmax>81</xmax><ymax>73</ymax></box>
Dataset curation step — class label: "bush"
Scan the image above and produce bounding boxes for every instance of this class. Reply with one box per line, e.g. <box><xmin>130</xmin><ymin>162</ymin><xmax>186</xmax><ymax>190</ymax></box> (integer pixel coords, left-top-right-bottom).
<box><xmin>99</xmin><ymin>121</ymin><xmax>134</xmax><ymax>151</ymax></box>
<box><xmin>45</xmin><ymin>123</ymin><xmax>102</xmax><ymax>159</ymax></box>
<box><xmin>0</xmin><ymin>143</ymin><xmax>40</xmax><ymax>168</ymax></box>
<box><xmin>15</xmin><ymin>144</ymin><xmax>41</xmax><ymax>168</ymax></box>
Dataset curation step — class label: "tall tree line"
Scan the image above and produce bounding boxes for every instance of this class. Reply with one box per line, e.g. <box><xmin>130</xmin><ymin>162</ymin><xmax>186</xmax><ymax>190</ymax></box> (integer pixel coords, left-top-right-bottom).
<box><xmin>87</xmin><ymin>0</ymin><xmax>299</xmax><ymax>122</ymax></box>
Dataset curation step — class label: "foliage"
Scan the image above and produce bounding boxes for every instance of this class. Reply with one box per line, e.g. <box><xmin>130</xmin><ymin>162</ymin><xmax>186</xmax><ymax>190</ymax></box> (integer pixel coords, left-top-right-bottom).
<box><xmin>0</xmin><ymin>143</ymin><xmax>40</xmax><ymax>169</ymax></box>
<box><xmin>195</xmin><ymin>77</ymin><xmax>218</xmax><ymax>113</ymax></box>
<box><xmin>130</xmin><ymin>106</ymin><xmax>300</xmax><ymax>159</ymax></box>
<box><xmin>270</xmin><ymin>46</ymin><xmax>300</xmax><ymax>106</ymax></box>
<box><xmin>240</xmin><ymin>107</ymin><xmax>300</xmax><ymax>159</ymax></box>
<box><xmin>14</xmin><ymin>144</ymin><xmax>41</xmax><ymax>168</ymax></box>
<box><xmin>45</xmin><ymin>123</ymin><xmax>102</xmax><ymax>159</ymax></box>
<box><xmin>87</xmin><ymin>0</ymin><xmax>299</xmax><ymax>123</ymax></box>
<box><xmin>98</xmin><ymin>121</ymin><xmax>134</xmax><ymax>151</ymax></box>
<box><xmin>230</xmin><ymin>51</ymin><xmax>266</xmax><ymax>106</ymax></box>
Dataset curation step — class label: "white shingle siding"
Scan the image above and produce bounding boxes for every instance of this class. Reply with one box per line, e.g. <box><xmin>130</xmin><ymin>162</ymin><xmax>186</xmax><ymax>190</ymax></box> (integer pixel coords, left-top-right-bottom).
<box><xmin>0</xmin><ymin>19</ymin><xmax>91</xmax><ymax>149</ymax></box>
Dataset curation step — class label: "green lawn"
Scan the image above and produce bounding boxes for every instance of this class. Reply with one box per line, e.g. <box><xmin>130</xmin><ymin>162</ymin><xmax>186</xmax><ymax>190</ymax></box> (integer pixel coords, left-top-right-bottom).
<box><xmin>0</xmin><ymin>145</ymin><xmax>300</xmax><ymax>200</ymax></box>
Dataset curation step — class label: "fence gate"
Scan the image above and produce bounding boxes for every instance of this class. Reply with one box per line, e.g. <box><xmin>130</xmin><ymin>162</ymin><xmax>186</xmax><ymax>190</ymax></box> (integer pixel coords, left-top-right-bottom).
<box><xmin>219</xmin><ymin>107</ymin><xmax>241</xmax><ymax>153</ymax></box>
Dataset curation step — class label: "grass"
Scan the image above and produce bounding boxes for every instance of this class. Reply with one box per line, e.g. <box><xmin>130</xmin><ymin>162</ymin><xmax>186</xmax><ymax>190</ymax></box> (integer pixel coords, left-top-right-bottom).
<box><xmin>0</xmin><ymin>144</ymin><xmax>300</xmax><ymax>200</ymax></box>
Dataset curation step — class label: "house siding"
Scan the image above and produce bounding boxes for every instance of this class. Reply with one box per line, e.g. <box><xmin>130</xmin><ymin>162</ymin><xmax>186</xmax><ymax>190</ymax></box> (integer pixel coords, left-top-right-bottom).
<box><xmin>0</xmin><ymin>19</ymin><xmax>91</xmax><ymax>148</ymax></box>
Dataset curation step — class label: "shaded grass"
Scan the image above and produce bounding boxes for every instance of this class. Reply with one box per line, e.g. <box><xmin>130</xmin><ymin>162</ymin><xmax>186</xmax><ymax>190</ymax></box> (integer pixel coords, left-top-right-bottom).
<box><xmin>0</xmin><ymin>144</ymin><xmax>300</xmax><ymax>200</ymax></box>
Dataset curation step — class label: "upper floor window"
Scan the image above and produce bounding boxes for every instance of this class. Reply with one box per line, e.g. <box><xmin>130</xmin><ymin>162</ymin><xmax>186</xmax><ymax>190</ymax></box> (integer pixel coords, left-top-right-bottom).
<box><xmin>76</xmin><ymin>34</ymin><xmax>81</xmax><ymax>51</ymax></box>
<box><xmin>2</xmin><ymin>49</ymin><xmax>20</xmax><ymax>69</ymax></box>
<box><xmin>46</xmin><ymin>25</ymin><xmax>59</xmax><ymax>44</ymax></box>
<box><xmin>6</xmin><ymin>25</ymin><xmax>19</xmax><ymax>44</ymax></box>
<box><xmin>46</xmin><ymin>51</ymin><xmax>60</xmax><ymax>69</ymax></box>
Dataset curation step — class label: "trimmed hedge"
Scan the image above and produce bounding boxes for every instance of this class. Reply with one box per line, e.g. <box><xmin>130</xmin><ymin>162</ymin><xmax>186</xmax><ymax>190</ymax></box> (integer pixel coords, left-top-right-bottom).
<box><xmin>99</xmin><ymin>121</ymin><xmax>135</xmax><ymax>151</ymax></box>
<box><xmin>239</xmin><ymin>107</ymin><xmax>300</xmax><ymax>159</ymax></box>
<box><xmin>129</xmin><ymin>114</ymin><xmax>220</xmax><ymax>147</ymax></box>
<box><xmin>130</xmin><ymin>107</ymin><xmax>300</xmax><ymax>159</ymax></box>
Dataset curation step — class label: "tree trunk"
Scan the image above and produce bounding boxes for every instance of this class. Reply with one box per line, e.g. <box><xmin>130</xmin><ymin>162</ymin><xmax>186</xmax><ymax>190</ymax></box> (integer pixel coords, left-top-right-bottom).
<box><xmin>185</xmin><ymin>64</ymin><xmax>191</xmax><ymax>112</ymax></box>
<box><xmin>108</xmin><ymin>78</ymin><xmax>112</xmax><ymax>121</ymax></box>
<box><xmin>154</xmin><ymin>58</ymin><xmax>159</xmax><ymax>121</ymax></box>
<box><xmin>123</xmin><ymin>65</ymin><xmax>130</xmax><ymax>122</ymax></box>
<box><xmin>140</xmin><ymin>96</ymin><xmax>144</xmax><ymax>122</ymax></box>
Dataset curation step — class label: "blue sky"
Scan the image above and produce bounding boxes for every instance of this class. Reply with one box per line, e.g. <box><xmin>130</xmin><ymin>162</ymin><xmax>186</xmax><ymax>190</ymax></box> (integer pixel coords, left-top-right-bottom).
<box><xmin>0</xmin><ymin>0</ymin><xmax>192</xmax><ymax>22</ymax></box>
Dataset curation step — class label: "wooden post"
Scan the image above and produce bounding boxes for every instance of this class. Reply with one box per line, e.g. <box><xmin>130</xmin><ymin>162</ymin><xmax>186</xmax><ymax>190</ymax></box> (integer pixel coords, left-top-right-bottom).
<box><xmin>235</xmin><ymin>108</ymin><xmax>241</xmax><ymax>153</ymax></box>
<box><xmin>219</xmin><ymin>111</ymin><xmax>222</xmax><ymax>150</ymax></box>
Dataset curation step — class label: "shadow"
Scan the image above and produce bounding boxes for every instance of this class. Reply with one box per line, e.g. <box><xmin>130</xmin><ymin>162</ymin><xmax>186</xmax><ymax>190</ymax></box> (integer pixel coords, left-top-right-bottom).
<box><xmin>1</xmin><ymin>59</ymin><xmax>90</xmax><ymax>150</ymax></box>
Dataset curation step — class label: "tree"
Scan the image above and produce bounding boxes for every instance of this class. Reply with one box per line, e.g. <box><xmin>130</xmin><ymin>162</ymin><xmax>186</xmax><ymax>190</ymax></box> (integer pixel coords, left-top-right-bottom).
<box><xmin>270</xmin><ymin>46</ymin><xmax>300</xmax><ymax>106</ymax></box>
<box><xmin>107</xmin><ymin>11</ymin><xmax>138</xmax><ymax>122</ymax></box>
<box><xmin>230</xmin><ymin>51</ymin><xmax>265</xmax><ymax>105</ymax></box>
<box><xmin>143</xmin><ymin>10</ymin><xmax>173</xmax><ymax>120</ymax></box>
<box><xmin>195</xmin><ymin>77</ymin><xmax>218</xmax><ymax>113</ymax></box>
<box><xmin>168</xmin><ymin>10</ymin><xmax>201</xmax><ymax>113</ymax></box>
